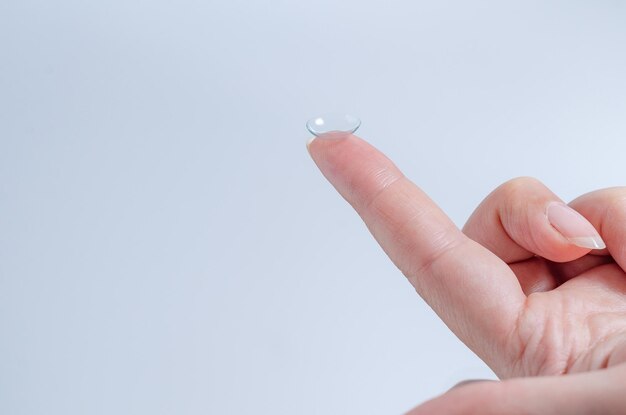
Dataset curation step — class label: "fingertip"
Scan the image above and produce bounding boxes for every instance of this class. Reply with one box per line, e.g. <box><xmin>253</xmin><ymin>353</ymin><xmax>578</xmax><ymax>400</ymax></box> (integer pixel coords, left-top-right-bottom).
<box><xmin>304</xmin><ymin>133</ymin><xmax>355</xmax><ymax>165</ymax></box>
<box><xmin>474</xmin><ymin>177</ymin><xmax>598</xmax><ymax>263</ymax></box>
<box><xmin>546</xmin><ymin>202</ymin><xmax>606</xmax><ymax>250</ymax></box>
<box><xmin>530</xmin><ymin>224</ymin><xmax>591</xmax><ymax>263</ymax></box>
<box><xmin>305</xmin><ymin>136</ymin><xmax>315</xmax><ymax>152</ymax></box>
<box><xmin>311</xmin><ymin>135</ymin><xmax>411</xmax><ymax>217</ymax></box>
<box><xmin>566</xmin><ymin>236</ymin><xmax>606</xmax><ymax>250</ymax></box>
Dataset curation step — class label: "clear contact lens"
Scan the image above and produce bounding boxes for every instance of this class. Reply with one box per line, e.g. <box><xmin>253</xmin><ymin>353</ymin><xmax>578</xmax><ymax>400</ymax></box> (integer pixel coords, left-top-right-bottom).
<box><xmin>306</xmin><ymin>113</ymin><xmax>361</xmax><ymax>137</ymax></box>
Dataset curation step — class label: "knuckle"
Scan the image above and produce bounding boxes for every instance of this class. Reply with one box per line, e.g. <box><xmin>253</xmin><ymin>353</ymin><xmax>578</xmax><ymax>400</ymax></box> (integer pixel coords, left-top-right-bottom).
<box><xmin>360</xmin><ymin>168</ymin><xmax>404</xmax><ymax>211</ymax></box>
<box><xmin>603</xmin><ymin>192</ymin><xmax>626</xmax><ymax>246</ymax></box>
<box><xmin>604</xmin><ymin>187</ymin><xmax>626</xmax><ymax>204</ymax></box>
<box><xmin>497</xmin><ymin>176</ymin><xmax>543</xmax><ymax>200</ymax></box>
<box><xmin>463</xmin><ymin>178</ymin><xmax>545</xmax><ymax>240</ymax></box>
<box><xmin>605</xmin><ymin>191</ymin><xmax>626</xmax><ymax>217</ymax></box>
<box><xmin>403</xmin><ymin>234</ymin><xmax>466</xmax><ymax>288</ymax></box>
<box><xmin>571</xmin><ymin>186</ymin><xmax>626</xmax><ymax>208</ymax></box>
<box><xmin>495</xmin><ymin>177</ymin><xmax>550</xmax><ymax>236</ymax></box>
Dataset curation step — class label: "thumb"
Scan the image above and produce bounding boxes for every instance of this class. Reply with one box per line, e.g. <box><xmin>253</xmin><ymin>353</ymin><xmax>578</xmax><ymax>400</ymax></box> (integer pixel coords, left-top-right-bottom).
<box><xmin>463</xmin><ymin>177</ymin><xmax>606</xmax><ymax>265</ymax></box>
<box><xmin>406</xmin><ymin>365</ymin><xmax>626</xmax><ymax>415</ymax></box>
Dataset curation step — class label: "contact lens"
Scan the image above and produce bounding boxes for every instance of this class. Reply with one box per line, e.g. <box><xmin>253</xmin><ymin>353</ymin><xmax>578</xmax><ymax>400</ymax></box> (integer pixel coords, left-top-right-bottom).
<box><xmin>306</xmin><ymin>113</ymin><xmax>361</xmax><ymax>137</ymax></box>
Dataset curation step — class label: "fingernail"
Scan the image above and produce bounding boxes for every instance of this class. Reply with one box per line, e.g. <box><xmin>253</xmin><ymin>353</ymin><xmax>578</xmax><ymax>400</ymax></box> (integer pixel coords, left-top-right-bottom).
<box><xmin>306</xmin><ymin>136</ymin><xmax>315</xmax><ymax>151</ymax></box>
<box><xmin>547</xmin><ymin>202</ymin><xmax>606</xmax><ymax>249</ymax></box>
<box><xmin>449</xmin><ymin>379</ymin><xmax>494</xmax><ymax>391</ymax></box>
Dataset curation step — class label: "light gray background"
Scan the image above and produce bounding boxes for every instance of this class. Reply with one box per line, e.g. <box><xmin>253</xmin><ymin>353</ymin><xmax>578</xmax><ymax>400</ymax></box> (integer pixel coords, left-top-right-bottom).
<box><xmin>1</xmin><ymin>1</ymin><xmax>625</xmax><ymax>414</ymax></box>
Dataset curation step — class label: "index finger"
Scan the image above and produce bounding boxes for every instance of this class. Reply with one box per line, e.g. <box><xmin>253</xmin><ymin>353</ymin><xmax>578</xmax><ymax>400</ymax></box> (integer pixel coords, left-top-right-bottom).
<box><xmin>307</xmin><ymin>134</ymin><xmax>525</xmax><ymax>361</ymax></box>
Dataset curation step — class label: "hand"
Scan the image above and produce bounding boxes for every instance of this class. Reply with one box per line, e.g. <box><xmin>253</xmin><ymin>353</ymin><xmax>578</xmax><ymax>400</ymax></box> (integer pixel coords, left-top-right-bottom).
<box><xmin>307</xmin><ymin>134</ymin><xmax>626</xmax><ymax>414</ymax></box>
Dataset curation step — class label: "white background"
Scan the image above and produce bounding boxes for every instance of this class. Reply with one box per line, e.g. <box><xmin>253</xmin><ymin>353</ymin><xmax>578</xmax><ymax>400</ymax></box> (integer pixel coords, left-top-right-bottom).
<box><xmin>1</xmin><ymin>1</ymin><xmax>626</xmax><ymax>414</ymax></box>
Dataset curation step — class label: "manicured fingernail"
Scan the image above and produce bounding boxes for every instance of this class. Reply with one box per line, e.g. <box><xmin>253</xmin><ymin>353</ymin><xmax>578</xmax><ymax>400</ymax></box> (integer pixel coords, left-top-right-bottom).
<box><xmin>449</xmin><ymin>379</ymin><xmax>495</xmax><ymax>390</ymax></box>
<box><xmin>547</xmin><ymin>203</ymin><xmax>606</xmax><ymax>249</ymax></box>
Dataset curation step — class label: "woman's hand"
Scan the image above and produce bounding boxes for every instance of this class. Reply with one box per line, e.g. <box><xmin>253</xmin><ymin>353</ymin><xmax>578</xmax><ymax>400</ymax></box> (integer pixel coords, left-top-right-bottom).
<box><xmin>307</xmin><ymin>134</ymin><xmax>626</xmax><ymax>414</ymax></box>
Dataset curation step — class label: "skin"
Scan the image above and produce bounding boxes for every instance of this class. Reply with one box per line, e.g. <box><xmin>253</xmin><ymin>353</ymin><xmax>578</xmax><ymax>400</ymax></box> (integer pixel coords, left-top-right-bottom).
<box><xmin>307</xmin><ymin>134</ymin><xmax>626</xmax><ymax>414</ymax></box>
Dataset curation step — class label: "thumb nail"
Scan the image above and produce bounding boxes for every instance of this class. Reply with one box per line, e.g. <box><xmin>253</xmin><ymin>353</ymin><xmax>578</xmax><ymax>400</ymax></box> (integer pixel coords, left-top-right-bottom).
<box><xmin>547</xmin><ymin>202</ymin><xmax>606</xmax><ymax>250</ymax></box>
<box><xmin>449</xmin><ymin>379</ymin><xmax>495</xmax><ymax>391</ymax></box>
